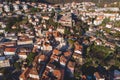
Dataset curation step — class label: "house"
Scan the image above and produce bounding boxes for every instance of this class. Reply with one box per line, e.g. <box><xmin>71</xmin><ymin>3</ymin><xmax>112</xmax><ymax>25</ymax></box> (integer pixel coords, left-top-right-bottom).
<box><xmin>42</xmin><ymin>64</ymin><xmax>64</xmax><ymax>80</ymax></box>
<box><xmin>67</xmin><ymin>61</ymin><xmax>75</xmax><ymax>74</ymax></box>
<box><xmin>114</xmin><ymin>27</ymin><xmax>120</xmax><ymax>32</ymax></box>
<box><xmin>74</xmin><ymin>42</ymin><xmax>82</xmax><ymax>54</ymax></box>
<box><xmin>114</xmin><ymin>70</ymin><xmax>120</xmax><ymax>80</ymax></box>
<box><xmin>38</xmin><ymin>54</ymin><xmax>47</xmax><ymax>63</ymax></box>
<box><xmin>60</xmin><ymin>55</ymin><xmax>67</xmax><ymax>66</ymax></box>
<box><xmin>110</xmin><ymin>16</ymin><xmax>116</xmax><ymax>21</ymax></box>
<box><xmin>63</xmin><ymin>51</ymin><xmax>72</xmax><ymax>58</ymax></box>
<box><xmin>5</xmin><ymin>32</ymin><xmax>16</xmax><ymax>37</ymax></box>
<box><xmin>15</xmin><ymin>1</ymin><xmax>20</xmax><ymax>4</ymax></box>
<box><xmin>104</xmin><ymin>42</ymin><xmax>115</xmax><ymax>49</ymax></box>
<box><xmin>95</xmin><ymin>39</ymin><xmax>102</xmax><ymax>45</ymax></box>
<box><xmin>0</xmin><ymin>7</ymin><xmax>3</xmax><ymax>13</ymax></box>
<box><xmin>89</xmin><ymin>26</ymin><xmax>94</xmax><ymax>31</ymax></box>
<box><xmin>32</xmin><ymin>21</ymin><xmax>37</xmax><ymax>26</ymax></box>
<box><xmin>32</xmin><ymin>46</ymin><xmax>38</xmax><ymax>53</ymax></box>
<box><xmin>4</xmin><ymin>48</ymin><xmax>16</xmax><ymax>56</ymax></box>
<box><xmin>2</xmin><ymin>12</ymin><xmax>7</xmax><ymax>16</ymax></box>
<box><xmin>55</xmin><ymin>36</ymin><xmax>63</xmax><ymax>43</ymax></box>
<box><xmin>4</xmin><ymin>5</ymin><xmax>10</xmax><ymax>12</ymax></box>
<box><xmin>42</xmin><ymin>67</ymin><xmax>51</xmax><ymax>80</ymax></box>
<box><xmin>0</xmin><ymin>57</ymin><xmax>10</xmax><ymax>68</ymax></box>
<box><xmin>28</xmin><ymin>18</ymin><xmax>33</xmax><ymax>23</ymax></box>
<box><xmin>47</xmin><ymin>60</ymin><xmax>56</xmax><ymax>70</ymax></box>
<box><xmin>53</xmin><ymin>31</ymin><xmax>60</xmax><ymax>37</ymax></box>
<box><xmin>42</xmin><ymin>42</ymin><xmax>52</xmax><ymax>51</ymax></box>
<box><xmin>83</xmin><ymin>39</ymin><xmax>89</xmax><ymax>45</ymax></box>
<box><xmin>52</xmin><ymin>69</ymin><xmax>62</xmax><ymax>80</ymax></box>
<box><xmin>105</xmin><ymin>24</ymin><xmax>112</xmax><ymax>28</ymax></box>
<box><xmin>18</xmin><ymin>52</ymin><xmax>27</xmax><ymax>60</ymax></box>
<box><xmin>1</xmin><ymin>23</ymin><xmax>6</xmax><ymax>28</ymax></box>
<box><xmin>19</xmin><ymin>48</ymin><xmax>31</xmax><ymax>53</ymax></box>
<box><xmin>58</xmin><ymin>14</ymin><xmax>73</xmax><ymax>27</ymax></box>
<box><xmin>35</xmin><ymin>18</ymin><xmax>39</xmax><ymax>22</ymax></box>
<box><xmin>22</xmin><ymin>4</ymin><xmax>28</xmax><ymax>10</ymax></box>
<box><xmin>29</xmin><ymin>67</ymin><xmax>39</xmax><ymax>80</ymax></box>
<box><xmin>45</xmin><ymin>31</ymin><xmax>52</xmax><ymax>37</ymax></box>
<box><xmin>6</xmin><ymin>36</ymin><xmax>17</xmax><ymax>41</ymax></box>
<box><xmin>53</xmin><ymin>48</ymin><xmax>61</xmax><ymax>55</ymax></box>
<box><xmin>57</xmin><ymin>27</ymin><xmax>64</xmax><ymax>34</ymax></box>
<box><xmin>51</xmin><ymin>49</ymin><xmax>61</xmax><ymax>61</ymax></box>
<box><xmin>48</xmin><ymin>27</ymin><xmax>53</xmax><ymax>32</ymax></box>
<box><xmin>89</xmin><ymin>36</ymin><xmax>96</xmax><ymax>42</ymax></box>
<box><xmin>94</xmin><ymin>72</ymin><xmax>105</xmax><ymax>80</ymax></box>
<box><xmin>3</xmin><ymin>41</ymin><xmax>16</xmax><ymax>47</ymax></box>
<box><xmin>42</xmin><ymin>16</ymin><xmax>50</xmax><ymax>20</ymax></box>
<box><xmin>13</xmin><ymin>4</ymin><xmax>19</xmax><ymax>11</ymax></box>
<box><xmin>17</xmin><ymin>38</ymin><xmax>33</xmax><ymax>45</ymax></box>
<box><xmin>51</xmin><ymin>54</ymin><xmax>59</xmax><ymax>61</ymax></box>
<box><xmin>73</xmin><ymin>53</ymin><xmax>84</xmax><ymax>65</ymax></box>
<box><xmin>19</xmin><ymin>68</ymin><xmax>30</xmax><ymax>80</ymax></box>
<box><xmin>94</xmin><ymin>19</ymin><xmax>103</xmax><ymax>26</ymax></box>
<box><xmin>0</xmin><ymin>46</ymin><xmax>4</xmax><ymax>56</ymax></box>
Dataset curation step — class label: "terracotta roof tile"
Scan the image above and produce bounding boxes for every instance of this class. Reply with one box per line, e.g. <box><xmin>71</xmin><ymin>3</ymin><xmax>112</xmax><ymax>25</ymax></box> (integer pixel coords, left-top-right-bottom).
<box><xmin>53</xmin><ymin>69</ymin><xmax>61</xmax><ymax>80</ymax></box>
<box><xmin>64</xmin><ymin>51</ymin><xmax>71</xmax><ymax>57</ymax></box>
<box><xmin>4</xmin><ymin>48</ymin><xmax>16</xmax><ymax>52</ymax></box>
<box><xmin>29</xmin><ymin>67</ymin><xmax>39</xmax><ymax>75</ymax></box>
<box><xmin>18</xmin><ymin>52</ymin><xmax>27</xmax><ymax>55</ymax></box>
<box><xmin>53</xmin><ymin>49</ymin><xmax>60</xmax><ymax>55</ymax></box>
<box><xmin>19</xmin><ymin>68</ymin><xmax>30</xmax><ymax>80</ymax></box>
<box><xmin>38</xmin><ymin>54</ymin><xmax>46</xmax><ymax>61</ymax></box>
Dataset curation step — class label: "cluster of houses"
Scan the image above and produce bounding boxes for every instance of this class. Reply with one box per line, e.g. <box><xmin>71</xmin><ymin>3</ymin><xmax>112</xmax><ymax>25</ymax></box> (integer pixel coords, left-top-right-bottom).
<box><xmin>0</xmin><ymin>1</ymin><xmax>54</xmax><ymax>16</ymax></box>
<box><xmin>0</xmin><ymin>1</ymin><xmax>120</xmax><ymax>80</ymax></box>
<box><xmin>18</xmin><ymin>30</ymin><xmax>84</xmax><ymax>80</ymax></box>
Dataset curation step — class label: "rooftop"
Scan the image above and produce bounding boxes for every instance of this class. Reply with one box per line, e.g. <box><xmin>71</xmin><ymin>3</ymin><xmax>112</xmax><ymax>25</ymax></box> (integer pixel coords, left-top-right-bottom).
<box><xmin>4</xmin><ymin>48</ymin><xmax>16</xmax><ymax>52</ymax></box>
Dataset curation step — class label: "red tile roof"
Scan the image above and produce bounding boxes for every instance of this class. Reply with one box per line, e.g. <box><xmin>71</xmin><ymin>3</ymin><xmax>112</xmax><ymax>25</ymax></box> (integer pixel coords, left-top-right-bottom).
<box><xmin>38</xmin><ymin>54</ymin><xmax>46</xmax><ymax>61</ymax></box>
<box><xmin>53</xmin><ymin>48</ymin><xmax>60</xmax><ymax>55</ymax></box>
<box><xmin>4</xmin><ymin>48</ymin><xmax>16</xmax><ymax>52</ymax></box>
<box><xmin>53</xmin><ymin>69</ymin><xmax>61</xmax><ymax>80</ymax></box>
<box><xmin>19</xmin><ymin>68</ymin><xmax>30</xmax><ymax>80</ymax></box>
<box><xmin>29</xmin><ymin>67</ymin><xmax>39</xmax><ymax>76</ymax></box>
<box><xmin>64</xmin><ymin>51</ymin><xmax>71</xmax><ymax>57</ymax></box>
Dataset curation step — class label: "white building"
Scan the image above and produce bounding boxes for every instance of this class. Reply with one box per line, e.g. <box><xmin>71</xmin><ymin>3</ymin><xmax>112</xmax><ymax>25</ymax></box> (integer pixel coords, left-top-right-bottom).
<box><xmin>4</xmin><ymin>5</ymin><xmax>10</xmax><ymax>12</ymax></box>
<box><xmin>18</xmin><ymin>52</ymin><xmax>27</xmax><ymax>60</ymax></box>
<box><xmin>4</xmin><ymin>48</ymin><xmax>16</xmax><ymax>56</ymax></box>
<box><xmin>22</xmin><ymin>4</ymin><xmax>28</xmax><ymax>10</ymax></box>
<box><xmin>13</xmin><ymin>4</ymin><xmax>19</xmax><ymax>11</ymax></box>
<box><xmin>17</xmin><ymin>39</ymin><xmax>33</xmax><ymax>45</ymax></box>
<box><xmin>0</xmin><ymin>57</ymin><xmax>10</xmax><ymax>68</ymax></box>
<box><xmin>105</xmin><ymin>24</ymin><xmax>112</xmax><ymax>28</ymax></box>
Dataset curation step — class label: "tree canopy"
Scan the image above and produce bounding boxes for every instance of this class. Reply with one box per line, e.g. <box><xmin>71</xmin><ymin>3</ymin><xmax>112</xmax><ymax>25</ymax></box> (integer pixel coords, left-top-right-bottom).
<box><xmin>26</xmin><ymin>52</ymin><xmax>36</xmax><ymax>66</ymax></box>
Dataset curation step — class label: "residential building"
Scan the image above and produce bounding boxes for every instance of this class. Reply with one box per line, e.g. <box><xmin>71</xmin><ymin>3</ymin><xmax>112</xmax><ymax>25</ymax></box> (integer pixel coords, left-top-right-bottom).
<box><xmin>4</xmin><ymin>48</ymin><xmax>16</xmax><ymax>56</ymax></box>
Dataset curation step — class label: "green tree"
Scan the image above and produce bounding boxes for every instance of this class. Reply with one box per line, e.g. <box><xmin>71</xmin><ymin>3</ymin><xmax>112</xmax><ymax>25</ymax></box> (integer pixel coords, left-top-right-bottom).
<box><xmin>114</xmin><ymin>21</ymin><xmax>120</xmax><ymax>27</ymax></box>
<box><xmin>30</xmin><ymin>7</ymin><xmax>41</xmax><ymax>13</ymax></box>
<box><xmin>64</xmin><ymin>27</ymin><xmax>71</xmax><ymax>35</ymax></box>
<box><xmin>100</xmin><ymin>18</ymin><xmax>110</xmax><ymax>26</ymax></box>
<box><xmin>26</xmin><ymin>52</ymin><xmax>36</xmax><ymax>66</ymax></box>
<box><xmin>14</xmin><ymin>62</ymin><xmax>21</xmax><ymax>70</ymax></box>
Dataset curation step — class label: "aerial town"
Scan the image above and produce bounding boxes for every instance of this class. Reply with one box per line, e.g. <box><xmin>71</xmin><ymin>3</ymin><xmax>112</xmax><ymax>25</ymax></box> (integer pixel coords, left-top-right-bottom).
<box><xmin>0</xmin><ymin>1</ymin><xmax>120</xmax><ymax>80</ymax></box>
